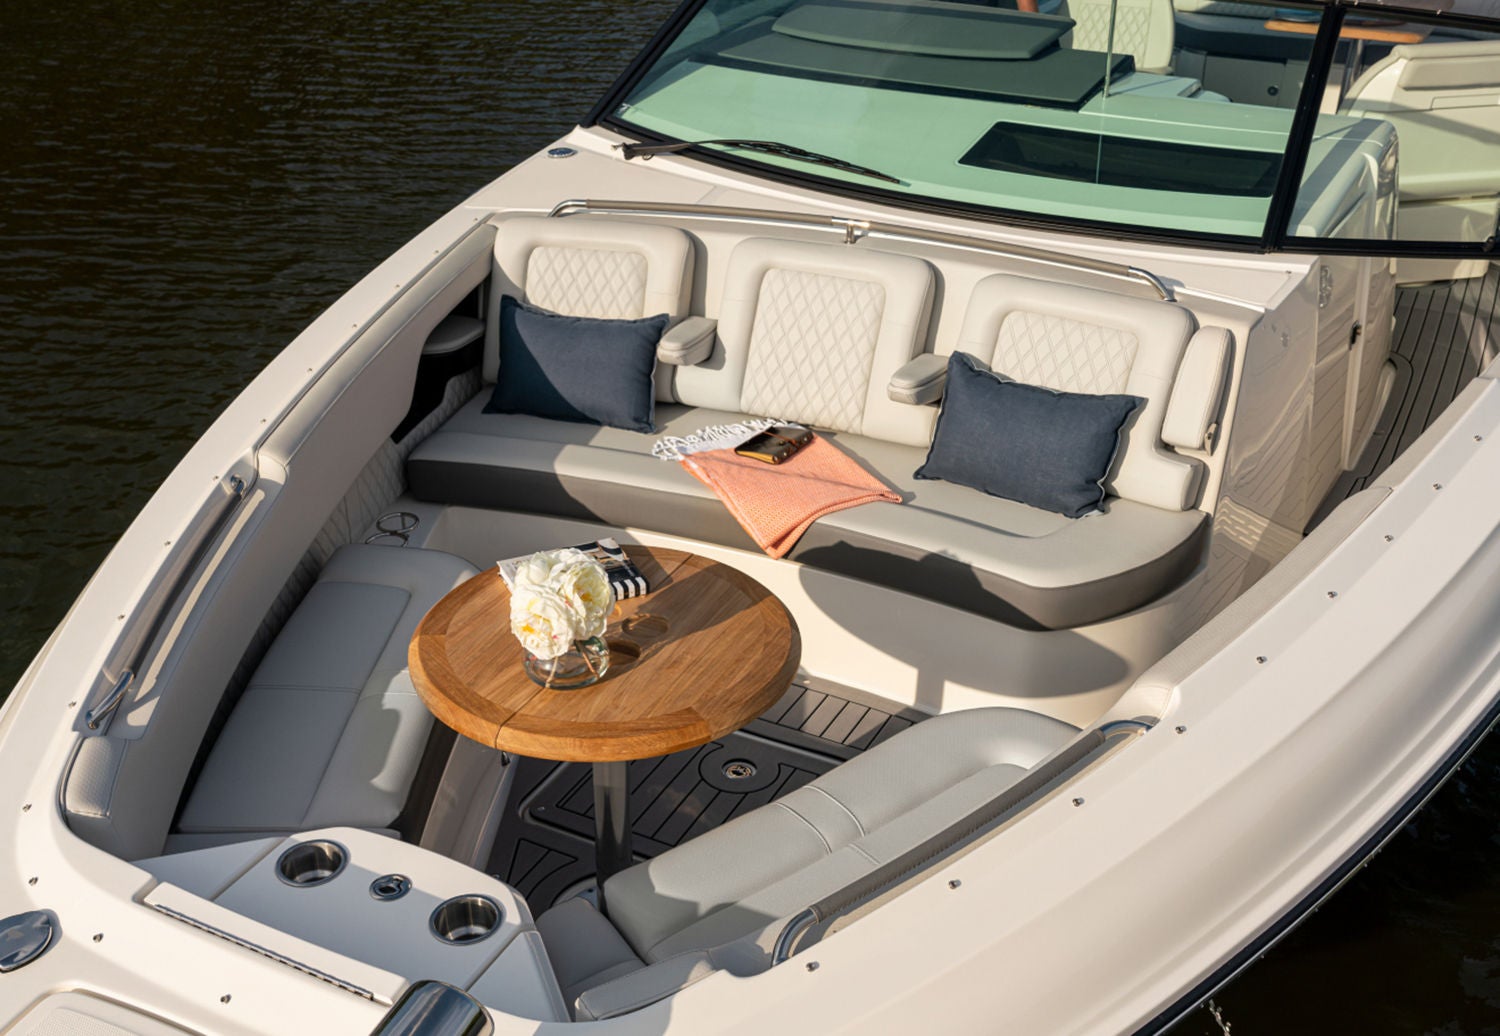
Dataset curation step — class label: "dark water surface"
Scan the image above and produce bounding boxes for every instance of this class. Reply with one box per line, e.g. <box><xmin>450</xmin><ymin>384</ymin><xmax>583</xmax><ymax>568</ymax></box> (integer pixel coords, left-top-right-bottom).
<box><xmin>3</xmin><ymin>2</ymin><xmax>1499</xmax><ymax>1032</ymax></box>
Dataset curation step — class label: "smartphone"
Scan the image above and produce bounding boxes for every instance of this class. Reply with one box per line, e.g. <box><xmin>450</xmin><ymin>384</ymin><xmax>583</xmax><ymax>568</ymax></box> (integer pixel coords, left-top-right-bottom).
<box><xmin>734</xmin><ymin>425</ymin><xmax>813</xmax><ymax>464</ymax></box>
<box><xmin>735</xmin><ymin>430</ymin><xmax>799</xmax><ymax>464</ymax></box>
<box><xmin>769</xmin><ymin>425</ymin><xmax>813</xmax><ymax>447</ymax></box>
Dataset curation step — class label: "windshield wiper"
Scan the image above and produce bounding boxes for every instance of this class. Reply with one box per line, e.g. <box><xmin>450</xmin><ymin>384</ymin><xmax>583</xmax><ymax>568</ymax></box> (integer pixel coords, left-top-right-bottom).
<box><xmin>617</xmin><ymin>138</ymin><xmax>905</xmax><ymax>186</ymax></box>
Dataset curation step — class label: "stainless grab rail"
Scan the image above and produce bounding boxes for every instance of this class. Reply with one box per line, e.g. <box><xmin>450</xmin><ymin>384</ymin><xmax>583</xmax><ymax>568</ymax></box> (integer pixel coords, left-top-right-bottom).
<box><xmin>546</xmin><ymin>198</ymin><xmax>1174</xmax><ymax>302</ymax></box>
<box><xmin>84</xmin><ymin>670</ymin><xmax>134</xmax><ymax>730</ymax></box>
<box><xmin>371</xmin><ymin>981</ymin><xmax>493</xmax><ymax>1036</ymax></box>
<box><xmin>79</xmin><ymin>471</ymin><xmax>250</xmax><ymax>735</ymax></box>
<box><xmin>769</xmin><ymin>719</ymin><xmax>1153</xmax><ymax>965</ymax></box>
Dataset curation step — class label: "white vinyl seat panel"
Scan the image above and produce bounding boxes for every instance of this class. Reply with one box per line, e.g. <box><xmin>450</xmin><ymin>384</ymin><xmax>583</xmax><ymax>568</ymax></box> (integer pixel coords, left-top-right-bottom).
<box><xmin>534</xmin><ymin>707</ymin><xmax>1079</xmax><ymax>1016</ymax></box>
<box><xmin>955</xmin><ymin>273</ymin><xmax>1202</xmax><ymax>512</ymax></box>
<box><xmin>485</xmin><ymin>216</ymin><xmax>695</xmax><ymax>397</ymax></box>
<box><xmin>409</xmin><ymin>246</ymin><xmax>1219</xmax><ymax>629</ymax></box>
<box><xmin>672</xmin><ymin>237</ymin><xmax>939</xmax><ymax>448</ymax></box>
<box><xmin>406</xmin><ymin>396</ymin><xmax>1208</xmax><ymax>629</ymax></box>
<box><xmin>178</xmin><ymin>545</ymin><xmax>477</xmax><ymax>835</ymax></box>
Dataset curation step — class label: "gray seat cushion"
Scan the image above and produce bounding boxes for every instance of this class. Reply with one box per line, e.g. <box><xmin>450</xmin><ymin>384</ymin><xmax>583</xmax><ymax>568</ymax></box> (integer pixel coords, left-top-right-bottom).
<box><xmin>178</xmin><ymin>545</ymin><xmax>477</xmax><ymax>835</ymax></box>
<box><xmin>535</xmin><ymin>706</ymin><xmax>1078</xmax><ymax>1015</ymax></box>
<box><xmin>406</xmin><ymin>396</ymin><xmax>1208</xmax><ymax>629</ymax></box>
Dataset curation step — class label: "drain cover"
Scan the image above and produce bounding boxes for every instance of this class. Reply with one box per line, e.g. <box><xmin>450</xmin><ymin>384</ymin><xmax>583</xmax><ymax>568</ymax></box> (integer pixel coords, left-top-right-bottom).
<box><xmin>722</xmin><ymin>761</ymin><xmax>757</xmax><ymax>780</ymax></box>
<box><xmin>0</xmin><ymin>911</ymin><xmax>55</xmax><ymax>973</ymax></box>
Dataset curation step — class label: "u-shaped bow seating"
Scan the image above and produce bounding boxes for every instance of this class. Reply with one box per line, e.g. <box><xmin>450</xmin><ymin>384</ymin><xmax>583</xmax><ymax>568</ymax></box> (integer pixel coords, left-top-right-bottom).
<box><xmin>407</xmin><ymin>218</ymin><xmax>1232</xmax><ymax>630</ymax></box>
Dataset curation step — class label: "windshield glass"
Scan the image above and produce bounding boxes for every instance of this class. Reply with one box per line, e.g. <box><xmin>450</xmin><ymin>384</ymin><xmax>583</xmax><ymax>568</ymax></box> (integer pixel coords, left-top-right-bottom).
<box><xmin>611</xmin><ymin>0</ymin><xmax>1359</xmax><ymax>240</ymax></box>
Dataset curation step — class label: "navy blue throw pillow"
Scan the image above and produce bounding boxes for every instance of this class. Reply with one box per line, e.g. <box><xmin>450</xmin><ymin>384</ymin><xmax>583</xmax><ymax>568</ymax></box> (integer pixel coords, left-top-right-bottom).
<box><xmin>915</xmin><ymin>352</ymin><xmax>1141</xmax><ymax>518</ymax></box>
<box><xmin>484</xmin><ymin>296</ymin><xmax>668</xmax><ymax>433</ymax></box>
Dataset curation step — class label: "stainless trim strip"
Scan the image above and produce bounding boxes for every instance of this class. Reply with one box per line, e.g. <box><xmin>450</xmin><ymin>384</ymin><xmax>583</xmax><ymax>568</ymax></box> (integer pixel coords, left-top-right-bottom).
<box><xmin>84</xmin><ymin>670</ymin><xmax>134</xmax><ymax>730</ymax></box>
<box><xmin>771</xmin><ymin>908</ymin><xmax>818</xmax><ymax>966</ymax></box>
<box><xmin>546</xmin><ymin>198</ymin><xmax>1175</xmax><ymax>301</ymax></box>
<box><xmin>151</xmin><ymin>903</ymin><xmax>376</xmax><ymax>1000</ymax></box>
<box><xmin>1098</xmin><ymin>718</ymin><xmax>1155</xmax><ymax>738</ymax></box>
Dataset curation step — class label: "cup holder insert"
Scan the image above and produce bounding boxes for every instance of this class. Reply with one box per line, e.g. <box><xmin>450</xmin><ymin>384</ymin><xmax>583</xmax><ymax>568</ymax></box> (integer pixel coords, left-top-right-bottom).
<box><xmin>275</xmin><ymin>841</ymin><xmax>347</xmax><ymax>888</ymax></box>
<box><xmin>621</xmin><ymin>614</ymin><xmax>669</xmax><ymax>638</ymax></box>
<box><xmin>606</xmin><ymin>638</ymin><xmax>643</xmax><ymax>669</ymax></box>
<box><xmin>429</xmin><ymin>895</ymin><xmax>503</xmax><ymax>944</ymax></box>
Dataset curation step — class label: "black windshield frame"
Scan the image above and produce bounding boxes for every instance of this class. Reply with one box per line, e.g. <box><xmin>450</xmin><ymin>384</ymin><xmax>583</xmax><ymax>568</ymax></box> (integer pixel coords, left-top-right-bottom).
<box><xmin>586</xmin><ymin>0</ymin><xmax>1500</xmax><ymax>259</ymax></box>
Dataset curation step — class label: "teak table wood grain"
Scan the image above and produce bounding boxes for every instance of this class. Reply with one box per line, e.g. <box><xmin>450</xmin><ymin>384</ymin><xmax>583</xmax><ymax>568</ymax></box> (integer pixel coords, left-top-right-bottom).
<box><xmin>409</xmin><ymin>545</ymin><xmax>801</xmax><ymax>898</ymax></box>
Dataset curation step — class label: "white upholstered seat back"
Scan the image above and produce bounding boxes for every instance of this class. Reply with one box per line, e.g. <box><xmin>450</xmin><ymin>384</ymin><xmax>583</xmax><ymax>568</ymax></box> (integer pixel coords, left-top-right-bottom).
<box><xmin>1344</xmin><ymin>41</ymin><xmax>1500</xmax><ymax>205</ymax></box>
<box><xmin>1061</xmin><ymin>0</ymin><xmax>1176</xmax><ymax>73</ymax></box>
<box><xmin>956</xmin><ymin>274</ymin><xmax>1200</xmax><ymax>511</ymax></box>
<box><xmin>483</xmin><ymin>216</ymin><xmax>693</xmax><ymax>383</ymax></box>
<box><xmin>674</xmin><ymin>238</ymin><xmax>937</xmax><ymax>447</ymax></box>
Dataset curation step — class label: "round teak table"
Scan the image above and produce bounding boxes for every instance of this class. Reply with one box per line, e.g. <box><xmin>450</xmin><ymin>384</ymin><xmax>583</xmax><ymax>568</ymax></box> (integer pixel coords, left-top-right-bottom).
<box><xmin>409</xmin><ymin>546</ymin><xmax>800</xmax><ymax>903</ymax></box>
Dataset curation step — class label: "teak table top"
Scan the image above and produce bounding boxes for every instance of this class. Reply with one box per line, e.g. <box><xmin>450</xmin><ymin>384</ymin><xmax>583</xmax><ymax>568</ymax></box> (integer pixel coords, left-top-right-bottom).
<box><xmin>1262</xmin><ymin>17</ymin><xmax>1428</xmax><ymax>43</ymax></box>
<box><xmin>409</xmin><ymin>546</ymin><xmax>801</xmax><ymax>762</ymax></box>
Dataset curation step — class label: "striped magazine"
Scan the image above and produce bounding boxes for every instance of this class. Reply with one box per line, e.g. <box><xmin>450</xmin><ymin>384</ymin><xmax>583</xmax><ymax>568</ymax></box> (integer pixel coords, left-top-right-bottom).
<box><xmin>497</xmin><ymin>537</ymin><xmax>649</xmax><ymax>600</ymax></box>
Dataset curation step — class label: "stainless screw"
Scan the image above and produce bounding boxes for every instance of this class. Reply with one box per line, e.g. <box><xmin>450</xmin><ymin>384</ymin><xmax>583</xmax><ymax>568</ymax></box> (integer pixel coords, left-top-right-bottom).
<box><xmin>1175</xmin><ymin>725</ymin><xmax>1187</xmax><ymax>734</ymax></box>
<box><xmin>92</xmin><ymin>933</ymin><xmax>103</xmax><ymax>943</ymax></box>
<box><xmin>1475</xmin><ymin>435</ymin><xmax>1483</xmax><ymax>442</ymax></box>
<box><xmin>948</xmin><ymin>879</ymin><xmax>961</xmax><ymax>889</ymax></box>
<box><xmin>1326</xmin><ymin>590</ymin><xmax>1338</xmax><ymax>599</ymax></box>
<box><xmin>21</xmin><ymin>804</ymin><xmax>30</xmax><ymax>812</ymax></box>
<box><xmin>805</xmin><ymin>962</ymin><xmax>819</xmax><ymax>972</ymax></box>
<box><xmin>220</xmin><ymin>995</ymin><xmax>232</xmax><ymax>1005</ymax></box>
<box><xmin>1256</xmin><ymin>656</ymin><xmax>1268</xmax><ymax>664</ymax></box>
<box><xmin>1072</xmin><ymin>797</ymin><xmax>1085</xmax><ymax>807</ymax></box>
<box><xmin>1433</xmin><ymin>483</ymin><xmax>1443</xmax><ymax>491</ymax></box>
<box><xmin>1384</xmin><ymin>534</ymin><xmax>1394</xmax><ymax>542</ymax></box>
<box><xmin>27</xmin><ymin>877</ymin><xmax>37</xmax><ymax>886</ymax></box>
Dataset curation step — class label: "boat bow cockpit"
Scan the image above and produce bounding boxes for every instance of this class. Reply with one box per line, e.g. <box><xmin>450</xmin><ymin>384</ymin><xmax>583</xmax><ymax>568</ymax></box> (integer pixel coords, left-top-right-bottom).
<box><xmin>4</xmin><ymin>0</ymin><xmax>1500</xmax><ymax>1032</ymax></box>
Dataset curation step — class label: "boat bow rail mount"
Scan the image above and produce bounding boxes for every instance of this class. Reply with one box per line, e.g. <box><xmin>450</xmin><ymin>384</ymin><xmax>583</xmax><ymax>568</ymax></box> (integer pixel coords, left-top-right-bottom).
<box><xmin>546</xmin><ymin>198</ymin><xmax>1175</xmax><ymax>302</ymax></box>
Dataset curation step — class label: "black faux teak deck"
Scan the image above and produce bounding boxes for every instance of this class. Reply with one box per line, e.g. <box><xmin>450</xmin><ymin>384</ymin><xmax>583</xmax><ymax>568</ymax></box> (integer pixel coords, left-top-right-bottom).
<box><xmin>487</xmin><ymin>681</ymin><xmax>927</xmax><ymax>911</ymax></box>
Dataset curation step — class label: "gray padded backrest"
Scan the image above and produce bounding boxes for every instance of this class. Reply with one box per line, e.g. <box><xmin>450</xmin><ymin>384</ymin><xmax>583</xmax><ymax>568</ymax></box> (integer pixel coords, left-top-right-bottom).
<box><xmin>675</xmin><ymin>238</ymin><xmax>937</xmax><ymax>447</ymax></box>
<box><xmin>956</xmin><ymin>273</ymin><xmax>1200</xmax><ymax>511</ymax></box>
<box><xmin>484</xmin><ymin>217</ymin><xmax>694</xmax><ymax>384</ymax></box>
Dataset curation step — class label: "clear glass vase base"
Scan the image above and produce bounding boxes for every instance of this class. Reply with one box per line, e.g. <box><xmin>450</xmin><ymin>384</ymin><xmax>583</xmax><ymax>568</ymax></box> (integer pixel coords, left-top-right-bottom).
<box><xmin>523</xmin><ymin>636</ymin><xmax>610</xmax><ymax>689</ymax></box>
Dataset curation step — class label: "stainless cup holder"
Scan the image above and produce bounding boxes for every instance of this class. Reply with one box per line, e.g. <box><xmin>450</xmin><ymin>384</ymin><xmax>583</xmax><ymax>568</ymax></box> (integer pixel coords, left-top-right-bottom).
<box><xmin>364</xmin><ymin>511</ymin><xmax>420</xmax><ymax>547</ymax></box>
<box><xmin>275</xmin><ymin>840</ymin><xmax>347</xmax><ymax>888</ymax></box>
<box><xmin>429</xmin><ymin>894</ymin><xmax>503</xmax><ymax>944</ymax></box>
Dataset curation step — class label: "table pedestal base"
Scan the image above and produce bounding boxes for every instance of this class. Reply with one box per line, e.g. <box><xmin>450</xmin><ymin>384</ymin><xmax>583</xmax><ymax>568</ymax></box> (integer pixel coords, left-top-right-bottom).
<box><xmin>592</xmin><ymin>761</ymin><xmax>632</xmax><ymax>914</ymax></box>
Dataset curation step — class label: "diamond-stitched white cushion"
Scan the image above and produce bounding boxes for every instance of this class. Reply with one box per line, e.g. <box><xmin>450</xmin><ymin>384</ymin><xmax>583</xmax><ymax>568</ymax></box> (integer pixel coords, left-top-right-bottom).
<box><xmin>993</xmin><ymin>311</ymin><xmax>1139</xmax><ymax>396</ymax></box>
<box><xmin>526</xmin><ymin>247</ymin><xmax>649</xmax><ymax>319</ymax></box>
<box><xmin>485</xmin><ymin>217</ymin><xmax>693</xmax><ymax>384</ymax></box>
<box><xmin>1063</xmin><ymin>0</ymin><xmax>1174</xmax><ymax>71</ymax></box>
<box><xmin>956</xmin><ymin>273</ymin><xmax>1200</xmax><ymax>511</ymax></box>
<box><xmin>677</xmin><ymin>238</ymin><xmax>936</xmax><ymax>447</ymax></box>
<box><xmin>740</xmin><ymin>269</ymin><xmax>887</xmax><ymax>433</ymax></box>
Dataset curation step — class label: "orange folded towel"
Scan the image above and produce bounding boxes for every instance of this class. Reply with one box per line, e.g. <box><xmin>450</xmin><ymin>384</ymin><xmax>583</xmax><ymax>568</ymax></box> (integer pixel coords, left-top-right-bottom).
<box><xmin>681</xmin><ymin>436</ymin><xmax>901</xmax><ymax>559</ymax></box>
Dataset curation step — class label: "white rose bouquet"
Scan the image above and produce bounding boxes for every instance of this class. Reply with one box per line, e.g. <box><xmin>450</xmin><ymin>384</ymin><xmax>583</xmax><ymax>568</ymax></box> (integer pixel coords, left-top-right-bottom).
<box><xmin>507</xmin><ymin>548</ymin><xmax>614</xmax><ymax>662</ymax></box>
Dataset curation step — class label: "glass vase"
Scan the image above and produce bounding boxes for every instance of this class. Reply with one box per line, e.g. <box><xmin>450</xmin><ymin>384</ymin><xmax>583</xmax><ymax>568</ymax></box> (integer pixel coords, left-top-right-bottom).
<box><xmin>523</xmin><ymin>635</ymin><xmax>610</xmax><ymax>689</ymax></box>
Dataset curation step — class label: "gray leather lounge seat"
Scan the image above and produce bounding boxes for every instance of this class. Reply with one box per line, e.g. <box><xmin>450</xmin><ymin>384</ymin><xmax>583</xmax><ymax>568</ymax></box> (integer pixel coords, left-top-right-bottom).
<box><xmin>534</xmin><ymin>706</ymin><xmax>1080</xmax><ymax>1019</ymax></box>
<box><xmin>408</xmin><ymin>227</ymin><xmax>1230</xmax><ymax>629</ymax></box>
<box><xmin>175</xmin><ymin>544</ymin><xmax>476</xmax><ymax>846</ymax></box>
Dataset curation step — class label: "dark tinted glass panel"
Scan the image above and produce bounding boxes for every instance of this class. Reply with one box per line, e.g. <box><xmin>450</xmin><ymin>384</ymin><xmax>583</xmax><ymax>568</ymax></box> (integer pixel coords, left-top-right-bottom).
<box><xmin>960</xmin><ymin>122</ymin><xmax>1282</xmax><ymax>197</ymax></box>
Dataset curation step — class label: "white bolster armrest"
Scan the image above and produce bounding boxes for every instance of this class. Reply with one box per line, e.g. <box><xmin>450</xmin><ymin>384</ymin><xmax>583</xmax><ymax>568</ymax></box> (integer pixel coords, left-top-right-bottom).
<box><xmin>1162</xmin><ymin>327</ymin><xmax>1233</xmax><ymax>451</ymax></box>
<box><xmin>887</xmin><ymin>353</ymin><xmax>949</xmax><ymax>405</ymax></box>
<box><xmin>657</xmin><ymin>316</ymin><xmax>717</xmax><ymax>366</ymax></box>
